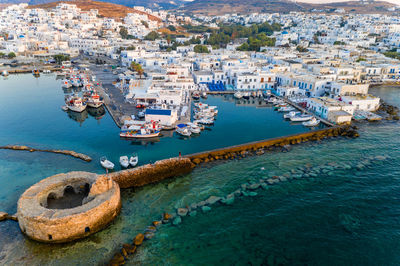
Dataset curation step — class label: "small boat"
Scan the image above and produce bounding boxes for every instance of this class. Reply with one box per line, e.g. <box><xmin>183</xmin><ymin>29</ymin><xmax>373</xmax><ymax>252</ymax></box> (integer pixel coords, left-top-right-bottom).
<box><xmin>120</xmin><ymin>128</ymin><xmax>160</xmax><ymax>139</ymax></box>
<box><xmin>201</xmin><ymin>92</ymin><xmax>208</xmax><ymax>99</ymax></box>
<box><xmin>61</xmin><ymin>105</ymin><xmax>68</xmax><ymax>111</ymax></box>
<box><xmin>176</xmin><ymin>124</ymin><xmax>192</xmax><ymax>137</ymax></box>
<box><xmin>242</xmin><ymin>92</ymin><xmax>250</xmax><ymax>99</ymax></box>
<box><xmin>129</xmin><ymin>154</ymin><xmax>138</xmax><ymax>167</ymax></box>
<box><xmin>290</xmin><ymin>114</ymin><xmax>313</xmax><ymax>122</ymax></box>
<box><xmin>2</xmin><ymin>70</ymin><xmax>9</xmax><ymax>77</ymax></box>
<box><xmin>234</xmin><ymin>91</ymin><xmax>243</xmax><ymax>99</ymax></box>
<box><xmin>194</xmin><ymin>118</ymin><xmax>214</xmax><ymax>125</ymax></box>
<box><xmin>278</xmin><ymin>106</ymin><xmax>296</xmax><ymax>112</ymax></box>
<box><xmin>119</xmin><ymin>156</ymin><xmax>129</xmax><ymax>168</ymax></box>
<box><xmin>32</xmin><ymin>68</ymin><xmax>40</xmax><ymax>76</ymax></box>
<box><xmin>284</xmin><ymin>111</ymin><xmax>300</xmax><ymax>119</ymax></box>
<box><xmin>65</xmin><ymin>95</ymin><xmax>86</xmax><ymax>112</ymax></box>
<box><xmin>302</xmin><ymin>117</ymin><xmax>320</xmax><ymax>127</ymax></box>
<box><xmin>137</xmin><ymin>111</ymin><xmax>145</xmax><ymax>119</ymax></box>
<box><xmin>100</xmin><ymin>156</ymin><xmax>114</xmax><ymax>170</ymax></box>
<box><xmin>187</xmin><ymin>122</ymin><xmax>201</xmax><ymax>134</ymax></box>
<box><xmin>192</xmin><ymin>91</ymin><xmax>200</xmax><ymax>100</ymax></box>
<box><xmin>43</xmin><ymin>69</ymin><xmax>51</xmax><ymax>74</ymax></box>
<box><xmin>85</xmin><ymin>92</ymin><xmax>104</xmax><ymax>108</ymax></box>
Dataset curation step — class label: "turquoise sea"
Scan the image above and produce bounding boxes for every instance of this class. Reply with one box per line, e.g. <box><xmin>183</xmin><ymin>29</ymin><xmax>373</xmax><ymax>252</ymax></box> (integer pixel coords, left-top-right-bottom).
<box><xmin>0</xmin><ymin>74</ymin><xmax>399</xmax><ymax>265</ymax></box>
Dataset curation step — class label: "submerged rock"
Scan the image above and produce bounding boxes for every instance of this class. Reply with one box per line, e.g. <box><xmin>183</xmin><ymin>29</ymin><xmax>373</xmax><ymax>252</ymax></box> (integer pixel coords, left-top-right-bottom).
<box><xmin>206</xmin><ymin>196</ymin><xmax>221</xmax><ymax>205</ymax></box>
<box><xmin>197</xmin><ymin>201</ymin><xmax>206</xmax><ymax>207</ymax></box>
<box><xmin>190</xmin><ymin>203</ymin><xmax>198</xmax><ymax>210</ymax></box>
<box><xmin>189</xmin><ymin>210</ymin><xmax>197</xmax><ymax>217</ymax></box>
<box><xmin>0</xmin><ymin>212</ymin><xmax>8</xmax><ymax>222</ymax></box>
<box><xmin>134</xmin><ymin>233</ymin><xmax>145</xmax><ymax>246</ymax></box>
<box><xmin>152</xmin><ymin>220</ymin><xmax>162</xmax><ymax>227</ymax></box>
<box><xmin>267</xmin><ymin>179</ymin><xmax>274</xmax><ymax>185</ymax></box>
<box><xmin>248</xmin><ymin>183</ymin><xmax>261</xmax><ymax>190</ymax></box>
<box><xmin>122</xmin><ymin>243</ymin><xmax>136</xmax><ymax>255</ymax></box>
<box><xmin>146</xmin><ymin>226</ymin><xmax>157</xmax><ymax>232</ymax></box>
<box><xmin>202</xmin><ymin>206</ymin><xmax>211</xmax><ymax>212</ymax></box>
<box><xmin>279</xmin><ymin>176</ymin><xmax>287</xmax><ymax>182</ymax></box>
<box><xmin>233</xmin><ymin>189</ymin><xmax>242</xmax><ymax>197</ymax></box>
<box><xmin>144</xmin><ymin>231</ymin><xmax>155</xmax><ymax>240</ymax></box>
<box><xmin>248</xmin><ymin>192</ymin><xmax>258</xmax><ymax>197</ymax></box>
<box><xmin>172</xmin><ymin>216</ymin><xmax>182</xmax><ymax>225</ymax></box>
<box><xmin>177</xmin><ymin>208</ymin><xmax>189</xmax><ymax>217</ymax></box>
<box><xmin>261</xmin><ymin>183</ymin><xmax>269</xmax><ymax>190</ymax></box>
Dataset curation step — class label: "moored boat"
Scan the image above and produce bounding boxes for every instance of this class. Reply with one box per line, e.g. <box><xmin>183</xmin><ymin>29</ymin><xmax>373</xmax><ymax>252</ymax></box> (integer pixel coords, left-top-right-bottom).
<box><xmin>192</xmin><ymin>91</ymin><xmax>200</xmax><ymax>100</ymax></box>
<box><xmin>290</xmin><ymin>114</ymin><xmax>313</xmax><ymax>122</ymax></box>
<box><xmin>176</xmin><ymin>124</ymin><xmax>192</xmax><ymax>137</ymax></box>
<box><xmin>100</xmin><ymin>156</ymin><xmax>114</xmax><ymax>170</ymax></box>
<box><xmin>119</xmin><ymin>156</ymin><xmax>129</xmax><ymax>168</ymax></box>
<box><xmin>234</xmin><ymin>91</ymin><xmax>243</xmax><ymax>99</ymax></box>
<box><xmin>65</xmin><ymin>95</ymin><xmax>86</xmax><ymax>112</ymax></box>
<box><xmin>187</xmin><ymin>122</ymin><xmax>201</xmax><ymax>134</ymax></box>
<box><xmin>284</xmin><ymin>111</ymin><xmax>300</xmax><ymax>119</ymax></box>
<box><xmin>278</xmin><ymin>106</ymin><xmax>296</xmax><ymax>112</ymax></box>
<box><xmin>2</xmin><ymin>70</ymin><xmax>9</xmax><ymax>77</ymax></box>
<box><xmin>302</xmin><ymin>117</ymin><xmax>320</xmax><ymax>127</ymax></box>
<box><xmin>85</xmin><ymin>92</ymin><xmax>104</xmax><ymax>108</ymax></box>
<box><xmin>120</xmin><ymin>128</ymin><xmax>160</xmax><ymax>139</ymax></box>
<box><xmin>129</xmin><ymin>154</ymin><xmax>138</xmax><ymax>167</ymax></box>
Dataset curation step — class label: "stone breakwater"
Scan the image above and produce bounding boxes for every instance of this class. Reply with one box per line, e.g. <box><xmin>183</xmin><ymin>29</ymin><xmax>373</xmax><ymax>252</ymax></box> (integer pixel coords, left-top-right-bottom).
<box><xmin>107</xmin><ymin>153</ymin><xmax>391</xmax><ymax>265</ymax></box>
<box><xmin>106</xmin><ymin>157</ymin><xmax>195</xmax><ymax>189</ymax></box>
<box><xmin>188</xmin><ymin>126</ymin><xmax>358</xmax><ymax>165</ymax></box>
<box><xmin>0</xmin><ymin>145</ymin><xmax>92</xmax><ymax>162</ymax></box>
<box><xmin>17</xmin><ymin>172</ymin><xmax>121</xmax><ymax>243</ymax></box>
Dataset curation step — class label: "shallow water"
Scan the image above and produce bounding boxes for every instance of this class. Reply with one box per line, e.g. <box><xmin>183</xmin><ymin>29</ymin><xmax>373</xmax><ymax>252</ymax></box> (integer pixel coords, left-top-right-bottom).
<box><xmin>0</xmin><ymin>75</ymin><xmax>399</xmax><ymax>265</ymax></box>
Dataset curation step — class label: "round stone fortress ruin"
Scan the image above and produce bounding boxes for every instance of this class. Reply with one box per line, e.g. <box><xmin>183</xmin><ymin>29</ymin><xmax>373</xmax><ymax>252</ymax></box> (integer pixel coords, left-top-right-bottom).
<box><xmin>17</xmin><ymin>171</ymin><xmax>121</xmax><ymax>243</ymax></box>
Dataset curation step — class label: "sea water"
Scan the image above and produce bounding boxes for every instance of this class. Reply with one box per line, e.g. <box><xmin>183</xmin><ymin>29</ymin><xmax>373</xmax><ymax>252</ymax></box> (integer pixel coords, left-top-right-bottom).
<box><xmin>0</xmin><ymin>75</ymin><xmax>399</xmax><ymax>265</ymax></box>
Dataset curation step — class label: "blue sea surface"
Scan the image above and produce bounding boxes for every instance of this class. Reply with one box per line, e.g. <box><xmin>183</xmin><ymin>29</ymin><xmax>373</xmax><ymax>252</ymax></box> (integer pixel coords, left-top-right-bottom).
<box><xmin>0</xmin><ymin>75</ymin><xmax>399</xmax><ymax>265</ymax></box>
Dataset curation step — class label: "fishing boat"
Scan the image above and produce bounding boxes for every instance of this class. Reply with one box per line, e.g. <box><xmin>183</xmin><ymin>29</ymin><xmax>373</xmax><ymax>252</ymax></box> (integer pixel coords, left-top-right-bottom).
<box><xmin>187</xmin><ymin>122</ymin><xmax>201</xmax><ymax>134</ymax></box>
<box><xmin>61</xmin><ymin>79</ymin><xmax>72</xmax><ymax>88</ymax></box>
<box><xmin>137</xmin><ymin>111</ymin><xmax>145</xmax><ymax>119</ymax></box>
<box><xmin>119</xmin><ymin>156</ymin><xmax>129</xmax><ymax>168</ymax></box>
<box><xmin>234</xmin><ymin>91</ymin><xmax>243</xmax><ymax>99</ymax></box>
<box><xmin>302</xmin><ymin>117</ymin><xmax>320</xmax><ymax>127</ymax></box>
<box><xmin>43</xmin><ymin>69</ymin><xmax>51</xmax><ymax>74</ymax></box>
<box><xmin>290</xmin><ymin>114</ymin><xmax>313</xmax><ymax>122</ymax></box>
<box><xmin>192</xmin><ymin>91</ymin><xmax>200</xmax><ymax>100</ymax></box>
<box><xmin>32</xmin><ymin>68</ymin><xmax>40</xmax><ymax>76</ymax></box>
<box><xmin>85</xmin><ymin>92</ymin><xmax>104</xmax><ymax>108</ymax></box>
<box><xmin>100</xmin><ymin>156</ymin><xmax>114</xmax><ymax>170</ymax></box>
<box><xmin>65</xmin><ymin>95</ymin><xmax>86</xmax><ymax>112</ymax></box>
<box><xmin>176</xmin><ymin>124</ymin><xmax>192</xmax><ymax>137</ymax></box>
<box><xmin>120</xmin><ymin>128</ymin><xmax>160</xmax><ymax>139</ymax></box>
<box><xmin>278</xmin><ymin>106</ymin><xmax>296</xmax><ymax>112</ymax></box>
<box><xmin>242</xmin><ymin>92</ymin><xmax>250</xmax><ymax>99</ymax></box>
<box><xmin>201</xmin><ymin>92</ymin><xmax>208</xmax><ymax>99</ymax></box>
<box><xmin>284</xmin><ymin>111</ymin><xmax>300</xmax><ymax>119</ymax></box>
<box><xmin>129</xmin><ymin>154</ymin><xmax>138</xmax><ymax>167</ymax></box>
<box><xmin>194</xmin><ymin>118</ymin><xmax>214</xmax><ymax>125</ymax></box>
<box><xmin>2</xmin><ymin>70</ymin><xmax>9</xmax><ymax>77</ymax></box>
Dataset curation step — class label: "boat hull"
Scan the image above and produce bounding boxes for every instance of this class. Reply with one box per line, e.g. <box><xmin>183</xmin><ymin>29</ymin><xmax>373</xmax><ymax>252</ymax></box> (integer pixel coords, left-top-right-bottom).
<box><xmin>120</xmin><ymin>132</ymin><xmax>160</xmax><ymax>139</ymax></box>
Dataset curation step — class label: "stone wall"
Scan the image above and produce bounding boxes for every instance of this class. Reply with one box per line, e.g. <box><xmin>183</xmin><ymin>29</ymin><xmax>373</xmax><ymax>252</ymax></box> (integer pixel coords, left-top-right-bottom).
<box><xmin>17</xmin><ymin>172</ymin><xmax>121</xmax><ymax>243</ymax></box>
<box><xmin>107</xmin><ymin>157</ymin><xmax>195</xmax><ymax>189</ymax></box>
<box><xmin>188</xmin><ymin>126</ymin><xmax>358</xmax><ymax>165</ymax></box>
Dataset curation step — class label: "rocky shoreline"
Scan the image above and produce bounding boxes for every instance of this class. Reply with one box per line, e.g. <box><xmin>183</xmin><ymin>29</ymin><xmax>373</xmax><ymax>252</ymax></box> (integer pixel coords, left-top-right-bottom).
<box><xmin>0</xmin><ymin>145</ymin><xmax>92</xmax><ymax>162</ymax></box>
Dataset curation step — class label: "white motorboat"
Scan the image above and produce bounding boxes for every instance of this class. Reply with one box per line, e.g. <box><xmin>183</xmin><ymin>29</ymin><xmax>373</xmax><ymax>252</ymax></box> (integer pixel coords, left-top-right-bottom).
<box><xmin>119</xmin><ymin>156</ymin><xmax>129</xmax><ymax>168</ymax></box>
<box><xmin>201</xmin><ymin>92</ymin><xmax>208</xmax><ymax>99</ymax></box>
<box><xmin>302</xmin><ymin>117</ymin><xmax>320</xmax><ymax>127</ymax></box>
<box><xmin>192</xmin><ymin>91</ymin><xmax>200</xmax><ymax>100</ymax></box>
<box><xmin>137</xmin><ymin>111</ymin><xmax>145</xmax><ymax>119</ymax></box>
<box><xmin>278</xmin><ymin>106</ymin><xmax>296</xmax><ymax>112</ymax></box>
<box><xmin>284</xmin><ymin>111</ymin><xmax>300</xmax><ymax>119</ymax></box>
<box><xmin>100</xmin><ymin>156</ymin><xmax>114</xmax><ymax>170</ymax></box>
<box><xmin>62</xmin><ymin>79</ymin><xmax>72</xmax><ymax>88</ymax></box>
<box><xmin>65</xmin><ymin>95</ymin><xmax>86</xmax><ymax>112</ymax></box>
<box><xmin>187</xmin><ymin>122</ymin><xmax>201</xmax><ymax>134</ymax></box>
<box><xmin>43</xmin><ymin>69</ymin><xmax>51</xmax><ymax>74</ymax></box>
<box><xmin>194</xmin><ymin>118</ymin><xmax>214</xmax><ymax>125</ymax></box>
<box><xmin>242</xmin><ymin>92</ymin><xmax>250</xmax><ymax>99</ymax></box>
<box><xmin>2</xmin><ymin>70</ymin><xmax>9</xmax><ymax>77</ymax></box>
<box><xmin>234</xmin><ymin>91</ymin><xmax>243</xmax><ymax>99</ymax></box>
<box><xmin>129</xmin><ymin>154</ymin><xmax>138</xmax><ymax>167</ymax></box>
<box><xmin>176</xmin><ymin>124</ymin><xmax>192</xmax><ymax>137</ymax></box>
<box><xmin>290</xmin><ymin>114</ymin><xmax>313</xmax><ymax>122</ymax></box>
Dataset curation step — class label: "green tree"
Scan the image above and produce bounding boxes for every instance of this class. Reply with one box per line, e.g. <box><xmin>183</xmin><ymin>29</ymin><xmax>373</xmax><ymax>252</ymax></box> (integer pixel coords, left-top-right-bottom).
<box><xmin>144</xmin><ymin>31</ymin><xmax>160</xmax><ymax>41</ymax></box>
<box><xmin>167</xmin><ymin>25</ymin><xmax>176</xmax><ymax>32</ymax></box>
<box><xmin>53</xmin><ymin>54</ymin><xmax>70</xmax><ymax>64</ymax></box>
<box><xmin>119</xmin><ymin>26</ymin><xmax>128</xmax><ymax>39</ymax></box>
<box><xmin>193</xmin><ymin>44</ymin><xmax>209</xmax><ymax>53</ymax></box>
<box><xmin>7</xmin><ymin>52</ymin><xmax>16</xmax><ymax>59</ymax></box>
<box><xmin>296</xmin><ymin>46</ymin><xmax>309</xmax><ymax>53</ymax></box>
<box><xmin>130</xmin><ymin>62</ymin><xmax>144</xmax><ymax>78</ymax></box>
